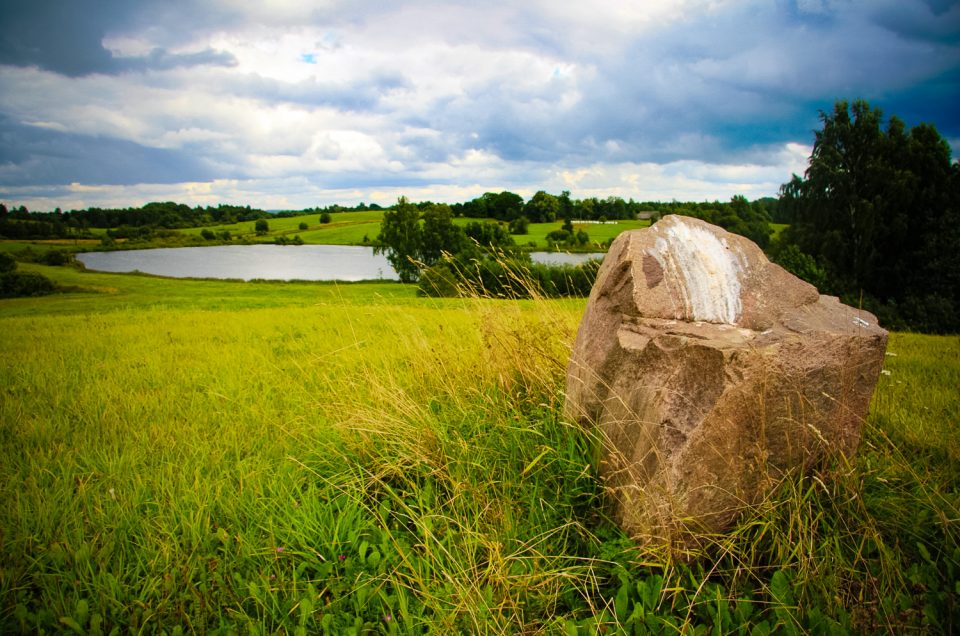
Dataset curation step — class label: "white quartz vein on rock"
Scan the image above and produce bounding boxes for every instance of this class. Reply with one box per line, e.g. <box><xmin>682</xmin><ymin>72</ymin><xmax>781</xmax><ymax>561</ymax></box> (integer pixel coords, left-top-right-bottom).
<box><xmin>651</xmin><ymin>222</ymin><xmax>745</xmax><ymax>324</ymax></box>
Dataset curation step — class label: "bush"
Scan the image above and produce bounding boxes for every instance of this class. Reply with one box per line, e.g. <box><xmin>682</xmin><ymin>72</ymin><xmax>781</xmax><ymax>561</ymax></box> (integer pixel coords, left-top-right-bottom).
<box><xmin>773</xmin><ymin>243</ymin><xmax>828</xmax><ymax>291</ymax></box>
<box><xmin>508</xmin><ymin>216</ymin><xmax>530</xmax><ymax>235</ymax></box>
<box><xmin>219</xmin><ymin>230</ymin><xmax>232</xmax><ymax>241</ymax></box>
<box><xmin>41</xmin><ymin>250</ymin><xmax>69</xmax><ymax>266</ymax></box>
<box><xmin>417</xmin><ymin>261</ymin><xmax>462</xmax><ymax>297</ymax></box>
<box><xmin>255</xmin><ymin>219</ymin><xmax>270</xmax><ymax>235</ymax></box>
<box><xmin>320</xmin><ymin>213</ymin><xmax>332</xmax><ymax>224</ymax></box>
<box><xmin>201</xmin><ymin>229</ymin><xmax>216</xmax><ymax>240</ymax></box>
<box><xmin>0</xmin><ymin>270</ymin><xmax>57</xmax><ymax>297</ymax></box>
<box><xmin>418</xmin><ymin>256</ymin><xmax>601</xmax><ymax>299</ymax></box>
<box><xmin>0</xmin><ymin>252</ymin><xmax>15</xmax><ymax>273</ymax></box>
<box><xmin>299</xmin><ymin>222</ymin><xmax>309</xmax><ymax>230</ymax></box>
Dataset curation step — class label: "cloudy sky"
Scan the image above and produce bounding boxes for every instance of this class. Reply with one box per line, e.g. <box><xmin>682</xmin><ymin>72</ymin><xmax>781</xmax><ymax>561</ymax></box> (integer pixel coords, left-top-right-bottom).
<box><xmin>1</xmin><ymin>0</ymin><xmax>958</xmax><ymax>211</ymax></box>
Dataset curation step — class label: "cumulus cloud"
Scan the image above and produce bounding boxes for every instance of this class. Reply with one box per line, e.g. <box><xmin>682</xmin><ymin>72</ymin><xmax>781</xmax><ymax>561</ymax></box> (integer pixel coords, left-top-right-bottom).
<box><xmin>0</xmin><ymin>0</ymin><xmax>957</xmax><ymax>210</ymax></box>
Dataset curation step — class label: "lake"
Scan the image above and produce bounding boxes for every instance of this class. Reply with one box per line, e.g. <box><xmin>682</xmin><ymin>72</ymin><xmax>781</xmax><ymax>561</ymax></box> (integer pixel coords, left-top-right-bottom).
<box><xmin>75</xmin><ymin>245</ymin><xmax>605</xmax><ymax>282</ymax></box>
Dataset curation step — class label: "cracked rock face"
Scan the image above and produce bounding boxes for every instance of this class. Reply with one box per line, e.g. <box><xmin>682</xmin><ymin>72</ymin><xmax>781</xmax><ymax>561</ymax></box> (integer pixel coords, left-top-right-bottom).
<box><xmin>565</xmin><ymin>215</ymin><xmax>888</xmax><ymax>548</ymax></box>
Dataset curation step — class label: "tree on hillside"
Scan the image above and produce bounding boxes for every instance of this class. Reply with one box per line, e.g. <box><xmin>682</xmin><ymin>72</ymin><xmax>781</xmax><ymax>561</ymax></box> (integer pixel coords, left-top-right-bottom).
<box><xmin>524</xmin><ymin>191</ymin><xmax>560</xmax><ymax>223</ymax></box>
<box><xmin>459</xmin><ymin>191</ymin><xmax>524</xmax><ymax>220</ymax></box>
<box><xmin>375</xmin><ymin>197</ymin><xmax>423</xmax><ymax>283</ymax></box>
<box><xmin>558</xmin><ymin>190</ymin><xmax>574</xmax><ymax>220</ymax></box>
<box><xmin>489</xmin><ymin>191</ymin><xmax>524</xmax><ymax>221</ymax></box>
<box><xmin>779</xmin><ymin>99</ymin><xmax>960</xmax><ymax>332</ymax></box>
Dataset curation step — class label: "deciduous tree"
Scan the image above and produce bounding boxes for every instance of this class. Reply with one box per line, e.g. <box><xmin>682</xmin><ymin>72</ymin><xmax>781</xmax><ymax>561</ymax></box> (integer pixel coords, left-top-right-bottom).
<box><xmin>779</xmin><ymin>99</ymin><xmax>960</xmax><ymax>332</ymax></box>
<box><xmin>421</xmin><ymin>204</ymin><xmax>465</xmax><ymax>264</ymax></box>
<box><xmin>375</xmin><ymin>197</ymin><xmax>423</xmax><ymax>283</ymax></box>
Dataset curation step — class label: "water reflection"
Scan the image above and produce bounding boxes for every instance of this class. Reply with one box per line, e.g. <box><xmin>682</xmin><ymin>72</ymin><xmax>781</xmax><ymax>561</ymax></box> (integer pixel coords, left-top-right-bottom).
<box><xmin>76</xmin><ymin>245</ymin><xmax>605</xmax><ymax>282</ymax></box>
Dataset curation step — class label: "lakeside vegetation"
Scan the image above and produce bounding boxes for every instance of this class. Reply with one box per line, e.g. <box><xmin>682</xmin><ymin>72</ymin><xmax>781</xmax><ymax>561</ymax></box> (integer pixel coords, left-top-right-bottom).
<box><xmin>0</xmin><ymin>199</ymin><xmax>729</xmax><ymax>254</ymax></box>
<box><xmin>1</xmin><ymin>264</ymin><xmax>957</xmax><ymax>633</ymax></box>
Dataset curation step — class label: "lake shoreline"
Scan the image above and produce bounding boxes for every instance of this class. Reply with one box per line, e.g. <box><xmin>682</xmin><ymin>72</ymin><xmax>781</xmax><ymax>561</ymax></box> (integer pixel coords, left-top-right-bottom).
<box><xmin>75</xmin><ymin>244</ymin><xmax>605</xmax><ymax>283</ymax></box>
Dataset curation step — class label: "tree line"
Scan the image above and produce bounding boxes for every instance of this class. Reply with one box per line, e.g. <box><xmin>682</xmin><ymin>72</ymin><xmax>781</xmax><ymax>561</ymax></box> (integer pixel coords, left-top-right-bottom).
<box><xmin>0</xmin><ymin>202</ymin><xmax>270</xmax><ymax>240</ymax></box>
<box><xmin>374</xmin><ymin>190</ymin><xmax>776</xmax><ymax>268</ymax></box>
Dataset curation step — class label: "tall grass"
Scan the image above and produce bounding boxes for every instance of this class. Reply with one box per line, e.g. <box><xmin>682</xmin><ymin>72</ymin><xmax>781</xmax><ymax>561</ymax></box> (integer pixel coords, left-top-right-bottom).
<box><xmin>0</xmin><ymin>267</ymin><xmax>957</xmax><ymax>633</ymax></box>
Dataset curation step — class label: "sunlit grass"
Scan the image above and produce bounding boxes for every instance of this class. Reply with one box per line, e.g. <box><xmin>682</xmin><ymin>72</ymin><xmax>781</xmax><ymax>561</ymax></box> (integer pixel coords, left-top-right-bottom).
<box><xmin>1</xmin><ymin>265</ymin><xmax>957</xmax><ymax>633</ymax></box>
<box><xmin>1</xmin><ymin>263</ymin><xmax>414</xmax><ymax>317</ymax></box>
<box><xmin>771</xmin><ymin>222</ymin><xmax>789</xmax><ymax>241</ymax></box>
<box><xmin>519</xmin><ymin>219</ymin><xmax>650</xmax><ymax>249</ymax></box>
<box><xmin>177</xmin><ymin>210</ymin><xmax>385</xmax><ymax>244</ymax></box>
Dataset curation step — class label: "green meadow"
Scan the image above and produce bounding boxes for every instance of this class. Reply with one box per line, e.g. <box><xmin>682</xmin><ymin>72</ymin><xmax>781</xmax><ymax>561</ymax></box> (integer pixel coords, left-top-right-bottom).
<box><xmin>520</xmin><ymin>219</ymin><xmax>651</xmax><ymax>249</ymax></box>
<box><xmin>1</xmin><ymin>264</ymin><xmax>957</xmax><ymax>633</ymax></box>
<box><xmin>176</xmin><ymin>211</ymin><xmax>385</xmax><ymax>245</ymax></box>
<box><xmin>158</xmin><ymin>211</ymin><xmax>649</xmax><ymax>251</ymax></box>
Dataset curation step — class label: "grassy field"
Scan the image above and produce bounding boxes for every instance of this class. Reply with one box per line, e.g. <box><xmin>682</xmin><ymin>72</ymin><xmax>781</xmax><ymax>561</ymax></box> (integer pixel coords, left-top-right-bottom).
<box><xmin>175</xmin><ymin>211</ymin><xmax>385</xmax><ymax>245</ymax></box>
<box><xmin>186</xmin><ymin>213</ymin><xmax>650</xmax><ymax>251</ymax></box>
<box><xmin>519</xmin><ymin>219</ymin><xmax>651</xmax><ymax>250</ymax></box>
<box><xmin>1</xmin><ymin>265</ymin><xmax>957</xmax><ymax>633</ymax></box>
<box><xmin>2</xmin><ymin>212</ymin><xmax>650</xmax><ymax>255</ymax></box>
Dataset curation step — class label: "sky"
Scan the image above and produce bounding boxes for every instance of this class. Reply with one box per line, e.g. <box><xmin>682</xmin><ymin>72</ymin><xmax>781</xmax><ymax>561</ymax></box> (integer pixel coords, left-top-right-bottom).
<box><xmin>1</xmin><ymin>0</ymin><xmax>958</xmax><ymax>212</ymax></box>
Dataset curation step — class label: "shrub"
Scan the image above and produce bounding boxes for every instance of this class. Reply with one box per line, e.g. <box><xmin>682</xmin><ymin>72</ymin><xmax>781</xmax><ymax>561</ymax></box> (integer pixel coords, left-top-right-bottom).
<box><xmin>774</xmin><ymin>243</ymin><xmax>828</xmax><ymax>290</ymax></box>
<box><xmin>299</xmin><ymin>222</ymin><xmax>309</xmax><ymax>230</ymax></box>
<box><xmin>508</xmin><ymin>215</ymin><xmax>530</xmax><ymax>235</ymax></box>
<box><xmin>0</xmin><ymin>252</ymin><xmax>15</xmax><ymax>273</ymax></box>
<box><xmin>320</xmin><ymin>213</ymin><xmax>332</xmax><ymax>224</ymax></box>
<box><xmin>255</xmin><ymin>219</ymin><xmax>270</xmax><ymax>235</ymax></box>
<box><xmin>418</xmin><ymin>256</ymin><xmax>600</xmax><ymax>299</ymax></box>
<box><xmin>201</xmin><ymin>229</ymin><xmax>216</xmax><ymax>240</ymax></box>
<box><xmin>417</xmin><ymin>261</ymin><xmax>462</xmax><ymax>297</ymax></box>
<box><xmin>40</xmin><ymin>250</ymin><xmax>69</xmax><ymax>266</ymax></box>
<box><xmin>0</xmin><ymin>270</ymin><xmax>57</xmax><ymax>297</ymax></box>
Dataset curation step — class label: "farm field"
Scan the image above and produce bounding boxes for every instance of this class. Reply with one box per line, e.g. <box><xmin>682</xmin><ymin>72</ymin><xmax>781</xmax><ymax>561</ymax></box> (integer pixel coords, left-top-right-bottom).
<box><xmin>1</xmin><ymin>265</ymin><xmax>957</xmax><ymax>633</ymax></box>
<box><xmin>148</xmin><ymin>212</ymin><xmax>649</xmax><ymax>251</ymax></box>
<box><xmin>176</xmin><ymin>210</ymin><xmax>385</xmax><ymax>244</ymax></box>
<box><xmin>520</xmin><ymin>219</ymin><xmax>651</xmax><ymax>249</ymax></box>
<box><xmin>3</xmin><ymin>213</ymin><xmax>652</xmax><ymax>255</ymax></box>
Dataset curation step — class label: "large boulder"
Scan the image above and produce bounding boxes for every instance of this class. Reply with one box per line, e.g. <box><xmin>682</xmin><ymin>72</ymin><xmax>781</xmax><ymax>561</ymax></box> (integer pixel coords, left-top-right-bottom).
<box><xmin>565</xmin><ymin>215</ymin><xmax>887</xmax><ymax>548</ymax></box>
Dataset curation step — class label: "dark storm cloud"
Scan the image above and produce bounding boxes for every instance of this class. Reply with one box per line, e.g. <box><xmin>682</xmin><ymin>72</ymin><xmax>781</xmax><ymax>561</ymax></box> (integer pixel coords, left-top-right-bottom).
<box><xmin>434</xmin><ymin>0</ymin><xmax>960</xmax><ymax>167</ymax></box>
<box><xmin>0</xmin><ymin>0</ymin><xmax>235</xmax><ymax>76</ymax></box>
<box><xmin>0</xmin><ymin>115</ymin><xmax>217</xmax><ymax>185</ymax></box>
